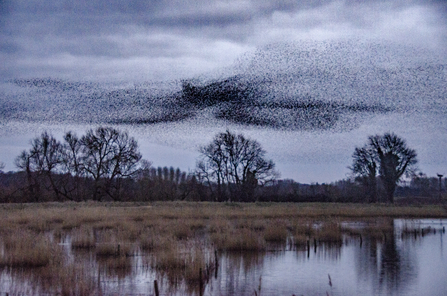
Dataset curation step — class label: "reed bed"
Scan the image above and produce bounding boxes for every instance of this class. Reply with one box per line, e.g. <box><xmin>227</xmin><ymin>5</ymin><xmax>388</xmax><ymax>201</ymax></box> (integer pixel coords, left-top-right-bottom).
<box><xmin>0</xmin><ymin>201</ymin><xmax>445</xmax><ymax>295</ymax></box>
<box><xmin>148</xmin><ymin>242</ymin><xmax>216</xmax><ymax>288</ymax></box>
<box><xmin>212</xmin><ymin>227</ymin><xmax>266</xmax><ymax>251</ymax></box>
<box><xmin>315</xmin><ymin>222</ymin><xmax>343</xmax><ymax>244</ymax></box>
<box><xmin>139</xmin><ymin>229</ymin><xmax>166</xmax><ymax>251</ymax></box>
<box><xmin>0</xmin><ymin>230</ymin><xmax>57</xmax><ymax>268</ymax></box>
<box><xmin>71</xmin><ymin>227</ymin><xmax>96</xmax><ymax>250</ymax></box>
<box><xmin>2</xmin><ymin>201</ymin><xmax>446</xmax><ymax>223</ymax></box>
<box><xmin>263</xmin><ymin>221</ymin><xmax>288</xmax><ymax>243</ymax></box>
<box><xmin>292</xmin><ymin>234</ymin><xmax>309</xmax><ymax>247</ymax></box>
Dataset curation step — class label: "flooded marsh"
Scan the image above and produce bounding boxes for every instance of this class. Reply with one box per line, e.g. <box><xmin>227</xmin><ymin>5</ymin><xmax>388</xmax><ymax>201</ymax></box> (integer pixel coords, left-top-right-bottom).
<box><xmin>0</xmin><ymin>202</ymin><xmax>446</xmax><ymax>295</ymax></box>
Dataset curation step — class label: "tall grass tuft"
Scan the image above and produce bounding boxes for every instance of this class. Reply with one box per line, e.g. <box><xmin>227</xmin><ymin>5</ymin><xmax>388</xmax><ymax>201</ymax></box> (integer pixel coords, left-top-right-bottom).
<box><xmin>71</xmin><ymin>227</ymin><xmax>96</xmax><ymax>250</ymax></box>
<box><xmin>263</xmin><ymin>222</ymin><xmax>288</xmax><ymax>243</ymax></box>
<box><xmin>172</xmin><ymin>221</ymin><xmax>193</xmax><ymax>240</ymax></box>
<box><xmin>316</xmin><ymin>223</ymin><xmax>343</xmax><ymax>244</ymax></box>
<box><xmin>0</xmin><ymin>231</ymin><xmax>56</xmax><ymax>268</ymax></box>
<box><xmin>212</xmin><ymin>228</ymin><xmax>265</xmax><ymax>251</ymax></box>
<box><xmin>293</xmin><ymin>234</ymin><xmax>308</xmax><ymax>247</ymax></box>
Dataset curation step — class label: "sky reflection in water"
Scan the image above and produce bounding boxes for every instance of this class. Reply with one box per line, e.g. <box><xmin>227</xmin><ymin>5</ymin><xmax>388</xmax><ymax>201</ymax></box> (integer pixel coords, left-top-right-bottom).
<box><xmin>1</xmin><ymin>219</ymin><xmax>445</xmax><ymax>296</ymax></box>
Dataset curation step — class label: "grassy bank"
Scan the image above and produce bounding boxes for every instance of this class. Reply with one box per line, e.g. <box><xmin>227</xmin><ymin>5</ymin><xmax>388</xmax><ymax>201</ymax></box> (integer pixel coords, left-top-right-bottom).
<box><xmin>1</xmin><ymin>201</ymin><xmax>446</xmax><ymax>221</ymax></box>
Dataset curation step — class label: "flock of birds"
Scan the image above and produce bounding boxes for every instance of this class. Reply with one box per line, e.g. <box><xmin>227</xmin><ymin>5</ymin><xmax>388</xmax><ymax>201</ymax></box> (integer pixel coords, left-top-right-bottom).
<box><xmin>1</xmin><ymin>40</ymin><xmax>446</xmax><ymax>134</ymax></box>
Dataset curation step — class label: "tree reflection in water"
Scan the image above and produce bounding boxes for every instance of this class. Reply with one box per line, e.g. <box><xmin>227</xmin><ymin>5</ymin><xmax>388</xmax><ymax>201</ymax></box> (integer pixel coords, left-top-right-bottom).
<box><xmin>214</xmin><ymin>252</ymin><xmax>264</xmax><ymax>296</ymax></box>
<box><xmin>354</xmin><ymin>219</ymin><xmax>417</xmax><ymax>295</ymax></box>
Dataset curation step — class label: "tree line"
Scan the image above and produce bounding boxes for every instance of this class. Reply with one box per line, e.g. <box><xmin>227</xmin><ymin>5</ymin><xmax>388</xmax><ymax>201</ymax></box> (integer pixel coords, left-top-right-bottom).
<box><xmin>0</xmin><ymin>126</ymin><xmax>442</xmax><ymax>203</ymax></box>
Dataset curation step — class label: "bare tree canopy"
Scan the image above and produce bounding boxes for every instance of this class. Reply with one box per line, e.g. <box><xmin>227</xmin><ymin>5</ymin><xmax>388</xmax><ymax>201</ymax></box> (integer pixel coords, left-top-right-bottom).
<box><xmin>14</xmin><ymin>132</ymin><xmax>64</xmax><ymax>201</ymax></box>
<box><xmin>15</xmin><ymin>132</ymin><xmax>62</xmax><ymax>173</ymax></box>
<box><xmin>351</xmin><ymin>146</ymin><xmax>378</xmax><ymax>202</ymax></box>
<box><xmin>14</xmin><ymin>127</ymin><xmax>142</xmax><ymax>202</ymax></box>
<box><xmin>351</xmin><ymin>133</ymin><xmax>417</xmax><ymax>203</ymax></box>
<box><xmin>197</xmin><ymin>130</ymin><xmax>278</xmax><ymax>202</ymax></box>
<box><xmin>80</xmin><ymin>127</ymin><xmax>142</xmax><ymax>201</ymax></box>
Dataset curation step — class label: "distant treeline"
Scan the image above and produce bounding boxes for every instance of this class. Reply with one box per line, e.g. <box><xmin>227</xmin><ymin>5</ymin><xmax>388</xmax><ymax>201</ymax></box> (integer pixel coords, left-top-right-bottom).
<box><xmin>0</xmin><ymin>168</ymin><xmax>444</xmax><ymax>203</ymax></box>
<box><xmin>0</xmin><ymin>165</ymin><xmax>196</xmax><ymax>203</ymax></box>
<box><xmin>0</xmin><ymin>126</ymin><xmax>445</xmax><ymax>204</ymax></box>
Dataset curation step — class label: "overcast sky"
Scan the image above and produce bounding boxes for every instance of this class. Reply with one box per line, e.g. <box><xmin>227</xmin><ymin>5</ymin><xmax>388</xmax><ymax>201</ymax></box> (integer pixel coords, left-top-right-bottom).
<box><xmin>1</xmin><ymin>0</ymin><xmax>446</xmax><ymax>82</ymax></box>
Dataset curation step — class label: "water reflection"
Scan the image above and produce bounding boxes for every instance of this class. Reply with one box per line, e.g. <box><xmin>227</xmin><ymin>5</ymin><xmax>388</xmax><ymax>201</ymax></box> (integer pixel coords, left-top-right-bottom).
<box><xmin>216</xmin><ymin>252</ymin><xmax>265</xmax><ymax>296</ymax></box>
<box><xmin>354</xmin><ymin>220</ymin><xmax>417</xmax><ymax>296</ymax></box>
<box><xmin>0</xmin><ymin>219</ymin><xmax>445</xmax><ymax>295</ymax></box>
<box><xmin>207</xmin><ymin>219</ymin><xmax>444</xmax><ymax>296</ymax></box>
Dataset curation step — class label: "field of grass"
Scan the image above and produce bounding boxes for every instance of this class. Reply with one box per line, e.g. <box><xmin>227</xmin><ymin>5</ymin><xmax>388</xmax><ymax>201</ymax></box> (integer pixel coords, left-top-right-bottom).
<box><xmin>0</xmin><ymin>201</ymin><xmax>445</xmax><ymax>295</ymax></box>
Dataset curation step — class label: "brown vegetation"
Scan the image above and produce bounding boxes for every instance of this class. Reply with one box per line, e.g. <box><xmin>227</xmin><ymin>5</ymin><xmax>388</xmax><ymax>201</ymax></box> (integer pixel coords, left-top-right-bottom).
<box><xmin>0</xmin><ymin>201</ymin><xmax>445</xmax><ymax>294</ymax></box>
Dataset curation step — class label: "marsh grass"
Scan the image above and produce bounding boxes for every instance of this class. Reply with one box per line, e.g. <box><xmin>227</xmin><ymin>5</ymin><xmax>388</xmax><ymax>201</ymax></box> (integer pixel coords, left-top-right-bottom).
<box><xmin>172</xmin><ymin>221</ymin><xmax>193</xmax><ymax>240</ymax></box>
<box><xmin>140</xmin><ymin>235</ymin><xmax>170</xmax><ymax>252</ymax></box>
<box><xmin>212</xmin><ymin>228</ymin><xmax>266</xmax><ymax>251</ymax></box>
<box><xmin>71</xmin><ymin>227</ymin><xmax>96</xmax><ymax>250</ymax></box>
<box><xmin>290</xmin><ymin>222</ymin><xmax>312</xmax><ymax>247</ymax></box>
<box><xmin>316</xmin><ymin>222</ymin><xmax>343</xmax><ymax>243</ymax></box>
<box><xmin>0</xmin><ymin>231</ymin><xmax>57</xmax><ymax>268</ymax></box>
<box><xmin>0</xmin><ymin>201</ymin><xmax>445</xmax><ymax>294</ymax></box>
<box><xmin>4</xmin><ymin>261</ymin><xmax>98</xmax><ymax>296</ymax></box>
<box><xmin>152</xmin><ymin>245</ymin><xmax>186</xmax><ymax>275</ymax></box>
<box><xmin>263</xmin><ymin>221</ymin><xmax>288</xmax><ymax>243</ymax></box>
<box><xmin>139</xmin><ymin>230</ymin><xmax>163</xmax><ymax>251</ymax></box>
<box><xmin>293</xmin><ymin>221</ymin><xmax>314</xmax><ymax>237</ymax></box>
<box><xmin>249</xmin><ymin>219</ymin><xmax>267</xmax><ymax>232</ymax></box>
<box><xmin>292</xmin><ymin>234</ymin><xmax>309</xmax><ymax>247</ymax></box>
<box><xmin>149</xmin><ymin>242</ymin><xmax>216</xmax><ymax>290</ymax></box>
<box><xmin>209</xmin><ymin>217</ymin><xmax>232</xmax><ymax>234</ymax></box>
<box><xmin>117</xmin><ymin>221</ymin><xmax>142</xmax><ymax>242</ymax></box>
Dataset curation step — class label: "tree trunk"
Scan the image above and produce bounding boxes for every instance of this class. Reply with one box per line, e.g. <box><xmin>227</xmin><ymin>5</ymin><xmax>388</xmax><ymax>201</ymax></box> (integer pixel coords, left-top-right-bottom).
<box><xmin>383</xmin><ymin>179</ymin><xmax>396</xmax><ymax>203</ymax></box>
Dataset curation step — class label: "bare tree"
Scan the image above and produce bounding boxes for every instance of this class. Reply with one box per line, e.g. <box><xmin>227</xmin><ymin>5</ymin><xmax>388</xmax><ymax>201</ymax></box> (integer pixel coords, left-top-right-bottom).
<box><xmin>15</xmin><ymin>132</ymin><xmax>64</xmax><ymax>201</ymax></box>
<box><xmin>197</xmin><ymin>135</ymin><xmax>227</xmax><ymax>201</ymax></box>
<box><xmin>15</xmin><ymin>150</ymin><xmax>39</xmax><ymax>201</ymax></box>
<box><xmin>351</xmin><ymin>133</ymin><xmax>417</xmax><ymax>203</ymax></box>
<box><xmin>350</xmin><ymin>146</ymin><xmax>378</xmax><ymax>202</ymax></box>
<box><xmin>59</xmin><ymin>131</ymin><xmax>85</xmax><ymax>200</ymax></box>
<box><xmin>80</xmin><ymin>127</ymin><xmax>142</xmax><ymax>201</ymax></box>
<box><xmin>62</xmin><ymin>132</ymin><xmax>83</xmax><ymax>176</ymax></box>
<box><xmin>197</xmin><ymin>130</ymin><xmax>278</xmax><ymax>202</ymax></box>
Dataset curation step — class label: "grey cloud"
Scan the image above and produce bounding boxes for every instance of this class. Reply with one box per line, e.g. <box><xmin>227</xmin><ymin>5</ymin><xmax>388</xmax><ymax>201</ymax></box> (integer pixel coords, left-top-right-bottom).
<box><xmin>4</xmin><ymin>1</ymin><xmax>446</xmax><ymax>36</ymax></box>
<box><xmin>143</xmin><ymin>11</ymin><xmax>252</xmax><ymax>29</ymax></box>
<box><xmin>1</xmin><ymin>0</ymin><xmax>447</xmax><ymax>82</ymax></box>
<box><xmin>7</xmin><ymin>0</ymin><xmax>160</xmax><ymax>15</ymax></box>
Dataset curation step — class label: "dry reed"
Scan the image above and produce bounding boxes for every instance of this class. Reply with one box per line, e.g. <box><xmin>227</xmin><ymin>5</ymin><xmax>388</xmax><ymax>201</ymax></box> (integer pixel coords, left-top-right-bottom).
<box><xmin>71</xmin><ymin>227</ymin><xmax>96</xmax><ymax>250</ymax></box>
<box><xmin>0</xmin><ymin>201</ymin><xmax>445</xmax><ymax>295</ymax></box>
<box><xmin>263</xmin><ymin>222</ymin><xmax>288</xmax><ymax>243</ymax></box>
<box><xmin>212</xmin><ymin>228</ymin><xmax>265</xmax><ymax>251</ymax></box>
<box><xmin>0</xmin><ymin>231</ymin><xmax>56</xmax><ymax>268</ymax></box>
<box><xmin>316</xmin><ymin>222</ymin><xmax>343</xmax><ymax>243</ymax></box>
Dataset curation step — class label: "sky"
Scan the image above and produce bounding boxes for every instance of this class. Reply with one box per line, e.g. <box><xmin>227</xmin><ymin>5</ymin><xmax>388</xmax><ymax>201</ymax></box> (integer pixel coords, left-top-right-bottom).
<box><xmin>1</xmin><ymin>0</ymin><xmax>447</xmax><ymax>183</ymax></box>
<box><xmin>1</xmin><ymin>0</ymin><xmax>446</xmax><ymax>82</ymax></box>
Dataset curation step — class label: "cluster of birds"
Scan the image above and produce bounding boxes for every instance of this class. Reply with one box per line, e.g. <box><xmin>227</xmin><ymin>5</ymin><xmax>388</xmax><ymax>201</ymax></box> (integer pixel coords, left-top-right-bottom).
<box><xmin>2</xmin><ymin>40</ymin><xmax>445</xmax><ymax>133</ymax></box>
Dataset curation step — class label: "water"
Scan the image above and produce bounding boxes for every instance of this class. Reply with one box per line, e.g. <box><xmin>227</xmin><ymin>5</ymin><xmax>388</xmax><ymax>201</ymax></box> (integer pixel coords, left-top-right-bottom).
<box><xmin>199</xmin><ymin>220</ymin><xmax>447</xmax><ymax>296</ymax></box>
<box><xmin>2</xmin><ymin>219</ymin><xmax>444</xmax><ymax>295</ymax></box>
